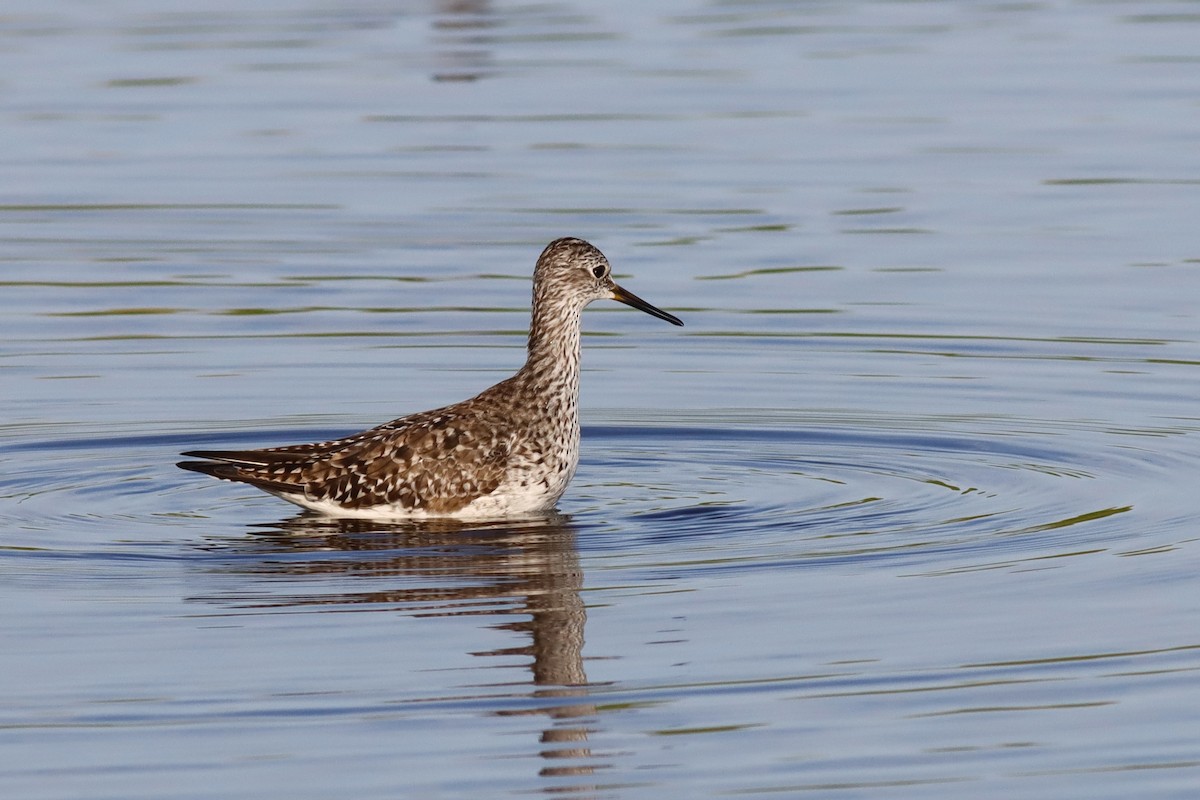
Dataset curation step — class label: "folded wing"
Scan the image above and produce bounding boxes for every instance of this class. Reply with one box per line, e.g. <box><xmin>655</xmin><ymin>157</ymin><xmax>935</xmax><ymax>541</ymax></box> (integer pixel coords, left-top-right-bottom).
<box><xmin>178</xmin><ymin>411</ymin><xmax>511</xmax><ymax>513</ymax></box>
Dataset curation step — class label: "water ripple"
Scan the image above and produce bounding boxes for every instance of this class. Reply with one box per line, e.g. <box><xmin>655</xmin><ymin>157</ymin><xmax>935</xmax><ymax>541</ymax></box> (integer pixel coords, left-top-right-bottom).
<box><xmin>573</xmin><ymin>411</ymin><xmax>1196</xmax><ymax>577</ymax></box>
<box><xmin>3</xmin><ymin>410</ymin><xmax>1193</xmax><ymax>583</ymax></box>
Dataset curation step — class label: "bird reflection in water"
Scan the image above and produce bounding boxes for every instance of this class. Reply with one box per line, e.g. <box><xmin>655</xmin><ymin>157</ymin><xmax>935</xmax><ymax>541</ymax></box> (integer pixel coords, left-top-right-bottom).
<box><xmin>194</xmin><ymin>511</ymin><xmax>604</xmax><ymax>789</ymax></box>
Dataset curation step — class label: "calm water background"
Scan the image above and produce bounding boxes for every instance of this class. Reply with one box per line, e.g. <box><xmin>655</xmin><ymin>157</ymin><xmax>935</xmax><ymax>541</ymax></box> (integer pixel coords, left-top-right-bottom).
<box><xmin>2</xmin><ymin>1</ymin><xmax>1199</xmax><ymax>797</ymax></box>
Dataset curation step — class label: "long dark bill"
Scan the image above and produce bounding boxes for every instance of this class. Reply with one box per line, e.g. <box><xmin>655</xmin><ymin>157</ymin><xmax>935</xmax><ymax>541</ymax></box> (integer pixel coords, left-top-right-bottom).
<box><xmin>611</xmin><ymin>284</ymin><xmax>684</xmax><ymax>326</ymax></box>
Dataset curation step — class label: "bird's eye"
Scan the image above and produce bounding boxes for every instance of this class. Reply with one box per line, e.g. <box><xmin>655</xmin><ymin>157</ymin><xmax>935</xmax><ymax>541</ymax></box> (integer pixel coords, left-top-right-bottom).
<box><xmin>592</xmin><ymin>265</ymin><xmax>606</xmax><ymax>278</ymax></box>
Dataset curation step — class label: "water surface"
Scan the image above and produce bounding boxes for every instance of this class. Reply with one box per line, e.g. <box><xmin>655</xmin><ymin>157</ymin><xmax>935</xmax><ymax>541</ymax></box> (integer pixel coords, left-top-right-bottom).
<box><xmin>2</xmin><ymin>2</ymin><xmax>1199</xmax><ymax>798</ymax></box>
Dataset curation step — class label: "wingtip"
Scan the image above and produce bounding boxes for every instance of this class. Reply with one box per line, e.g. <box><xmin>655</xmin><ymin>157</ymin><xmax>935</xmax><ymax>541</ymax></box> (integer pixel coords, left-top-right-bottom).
<box><xmin>177</xmin><ymin>455</ymin><xmax>307</xmax><ymax>496</ymax></box>
<box><xmin>177</xmin><ymin>449</ymin><xmax>275</xmax><ymax>467</ymax></box>
<box><xmin>177</xmin><ymin>459</ymin><xmax>220</xmax><ymax>476</ymax></box>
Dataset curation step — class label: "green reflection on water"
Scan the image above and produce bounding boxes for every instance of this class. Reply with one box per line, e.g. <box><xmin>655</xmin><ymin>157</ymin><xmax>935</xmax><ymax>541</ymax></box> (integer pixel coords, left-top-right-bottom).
<box><xmin>699</xmin><ymin>266</ymin><xmax>842</xmax><ymax>280</ymax></box>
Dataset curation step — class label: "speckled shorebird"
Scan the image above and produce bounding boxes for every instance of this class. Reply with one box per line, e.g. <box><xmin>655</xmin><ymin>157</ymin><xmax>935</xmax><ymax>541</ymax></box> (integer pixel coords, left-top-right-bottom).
<box><xmin>178</xmin><ymin>237</ymin><xmax>683</xmax><ymax>518</ymax></box>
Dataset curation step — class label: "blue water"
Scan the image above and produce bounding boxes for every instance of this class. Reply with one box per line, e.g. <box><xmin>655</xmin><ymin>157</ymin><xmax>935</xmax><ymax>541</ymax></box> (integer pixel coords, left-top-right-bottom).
<box><xmin>3</xmin><ymin>2</ymin><xmax>1199</xmax><ymax>798</ymax></box>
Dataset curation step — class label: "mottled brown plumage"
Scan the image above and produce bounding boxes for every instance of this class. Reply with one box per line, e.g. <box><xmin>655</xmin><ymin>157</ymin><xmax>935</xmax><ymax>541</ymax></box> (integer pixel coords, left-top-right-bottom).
<box><xmin>178</xmin><ymin>238</ymin><xmax>683</xmax><ymax>518</ymax></box>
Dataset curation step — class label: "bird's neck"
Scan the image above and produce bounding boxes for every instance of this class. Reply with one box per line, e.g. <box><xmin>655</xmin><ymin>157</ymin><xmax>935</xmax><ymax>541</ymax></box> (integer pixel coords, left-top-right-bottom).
<box><xmin>522</xmin><ymin>296</ymin><xmax>582</xmax><ymax>397</ymax></box>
